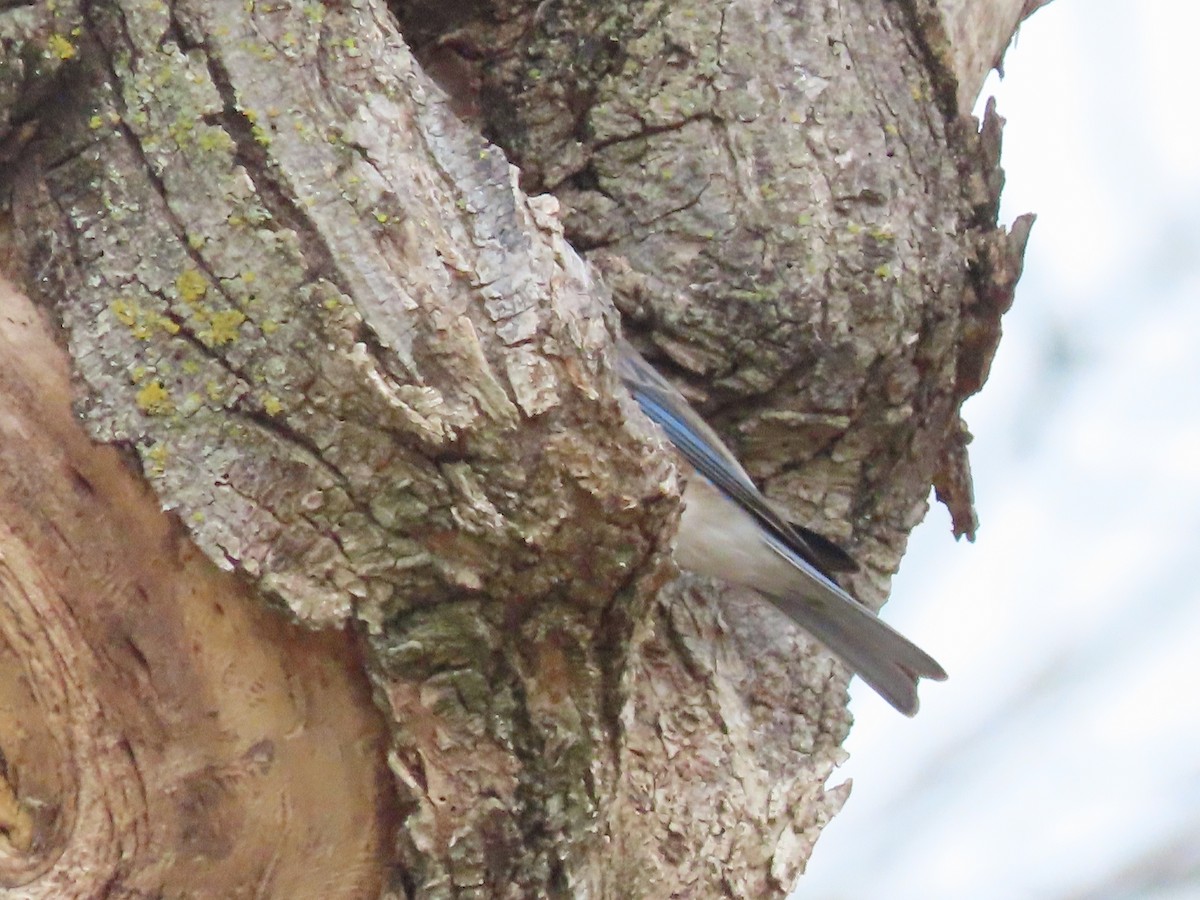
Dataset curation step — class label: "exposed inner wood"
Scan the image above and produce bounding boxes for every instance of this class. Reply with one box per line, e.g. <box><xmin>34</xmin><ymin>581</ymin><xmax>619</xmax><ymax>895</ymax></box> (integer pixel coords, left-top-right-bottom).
<box><xmin>0</xmin><ymin>279</ymin><xmax>393</xmax><ymax>897</ymax></box>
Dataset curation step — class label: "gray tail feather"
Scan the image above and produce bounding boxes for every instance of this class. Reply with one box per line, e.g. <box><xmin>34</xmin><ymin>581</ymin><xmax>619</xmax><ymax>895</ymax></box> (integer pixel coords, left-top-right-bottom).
<box><xmin>764</xmin><ymin>589</ymin><xmax>947</xmax><ymax>716</ymax></box>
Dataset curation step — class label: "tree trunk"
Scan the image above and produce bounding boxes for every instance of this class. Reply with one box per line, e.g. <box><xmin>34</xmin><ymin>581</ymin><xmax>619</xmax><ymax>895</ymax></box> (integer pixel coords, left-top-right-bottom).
<box><xmin>0</xmin><ymin>0</ymin><xmax>1036</xmax><ymax>896</ymax></box>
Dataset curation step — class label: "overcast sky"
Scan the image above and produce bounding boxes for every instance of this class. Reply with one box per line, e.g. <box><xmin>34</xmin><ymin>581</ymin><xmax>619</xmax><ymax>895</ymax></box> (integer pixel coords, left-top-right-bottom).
<box><xmin>800</xmin><ymin>1</ymin><xmax>1200</xmax><ymax>897</ymax></box>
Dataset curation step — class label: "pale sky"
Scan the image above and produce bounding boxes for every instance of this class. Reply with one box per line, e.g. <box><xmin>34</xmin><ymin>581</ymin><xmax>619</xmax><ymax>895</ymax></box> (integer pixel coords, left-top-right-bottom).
<box><xmin>800</xmin><ymin>1</ymin><xmax>1200</xmax><ymax>897</ymax></box>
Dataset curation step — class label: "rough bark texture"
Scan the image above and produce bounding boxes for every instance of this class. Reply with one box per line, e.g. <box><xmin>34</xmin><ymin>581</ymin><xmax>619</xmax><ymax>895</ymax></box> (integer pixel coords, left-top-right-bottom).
<box><xmin>0</xmin><ymin>0</ymin><xmax>1036</xmax><ymax>897</ymax></box>
<box><xmin>399</xmin><ymin>1</ymin><xmax>1033</xmax><ymax>889</ymax></box>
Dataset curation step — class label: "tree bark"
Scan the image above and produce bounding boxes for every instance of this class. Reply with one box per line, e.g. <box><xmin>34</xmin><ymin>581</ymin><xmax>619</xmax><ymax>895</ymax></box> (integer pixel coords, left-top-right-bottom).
<box><xmin>0</xmin><ymin>0</ymin><xmax>1037</xmax><ymax>897</ymax></box>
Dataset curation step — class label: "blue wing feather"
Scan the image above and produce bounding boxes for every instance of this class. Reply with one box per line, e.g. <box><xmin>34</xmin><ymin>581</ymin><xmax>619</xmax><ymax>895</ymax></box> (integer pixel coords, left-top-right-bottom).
<box><xmin>616</xmin><ymin>340</ymin><xmax>845</xmax><ymax>583</ymax></box>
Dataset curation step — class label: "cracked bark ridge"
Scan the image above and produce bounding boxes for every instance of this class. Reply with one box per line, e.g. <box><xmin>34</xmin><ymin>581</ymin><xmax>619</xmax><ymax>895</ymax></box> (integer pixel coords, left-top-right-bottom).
<box><xmin>12</xmin><ymin>0</ymin><xmax>667</xmax><ymax>630</ymax></box>
<box><xmin>398</xmin><ymin>0</ymin><xmax>1035</xmax><ymax>886</ymax></box>
<box><xmin>607</xmin><ymin>575</ymin><xmax>855</xmax><ymax>896</ymax></box>
<box><xmin>3</xmin><ymin>0</ymin><xmax>680</xmax><ymax>896</ymax></box>
<box><xmin>403</xmin><ymin>0</ymin><xmax>1037</xmax><ymax>540</ymax></box>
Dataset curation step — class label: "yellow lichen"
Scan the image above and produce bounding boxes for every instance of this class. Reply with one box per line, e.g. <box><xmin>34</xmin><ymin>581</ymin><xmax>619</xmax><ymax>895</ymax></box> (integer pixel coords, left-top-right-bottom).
<box><xmin>176</xmin><ymin>268</ymin><xmax>209</xmax><ymax>305</ymax></box>
<box><xmin>47</xmin><ymin>34</ymin><xmax>76</xmax><ymax>60</ymax></box>
<box><xmin>262</xmin><ymin>394</ymin><xmax>284</xmax><ymax>416</ymax></box>
<box><xmin>144</xmin><ymin>442</ymin><xmax>169</xmax><ymax>475</ymax></box>
<box><xmin>197</xmin><ymin>128</ymin><xmax>234</xmax><ymax>153</ymax></box>
<box><xmin>202</xmin><ymin>309</ymin><xmax>247</xmax><ymax>346</ymax></box>
<box><xmin>112</xmin><ymin>297</ymin><xmax>180</xmax><ymax>338</ymax></box>
<box><xmin>110</xmin><ymin>297</ymin><xmax>139</xmax><ymax>326</ymax></box>
<box><xmin>136</xmin><ymin>381</ymin><xmax>174</xmax><ymax>416</ymax></box>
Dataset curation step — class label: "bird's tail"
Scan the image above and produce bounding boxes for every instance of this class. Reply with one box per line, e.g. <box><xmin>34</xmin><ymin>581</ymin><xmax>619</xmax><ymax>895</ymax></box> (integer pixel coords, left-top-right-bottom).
<box><xmin>762</xmin><ymin>582</ymin><xmax>947</xmax><ymax>716</ymax></box>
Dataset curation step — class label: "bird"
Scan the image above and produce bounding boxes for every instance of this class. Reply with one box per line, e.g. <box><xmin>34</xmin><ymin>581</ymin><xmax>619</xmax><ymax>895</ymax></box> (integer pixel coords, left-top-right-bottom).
<box><xmin>616</xmin><ymin>339</ymin><xmax>947</xmax><ymax>715</ymax></box>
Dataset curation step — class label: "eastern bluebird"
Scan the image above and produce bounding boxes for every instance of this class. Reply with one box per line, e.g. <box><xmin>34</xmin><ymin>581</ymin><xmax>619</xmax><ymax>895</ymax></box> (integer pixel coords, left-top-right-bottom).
<box><xmin>617</xmin><ymin>340</ymin><xmax>947</xmax><ymax>715</ymax></box>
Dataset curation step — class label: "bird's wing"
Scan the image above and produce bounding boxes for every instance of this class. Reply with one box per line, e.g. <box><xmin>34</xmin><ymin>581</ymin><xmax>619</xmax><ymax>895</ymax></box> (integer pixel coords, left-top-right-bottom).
<box><xmin>616</xmin><ymin>340</ymin><xmax>848</xmax><ymax>580</ymax></box>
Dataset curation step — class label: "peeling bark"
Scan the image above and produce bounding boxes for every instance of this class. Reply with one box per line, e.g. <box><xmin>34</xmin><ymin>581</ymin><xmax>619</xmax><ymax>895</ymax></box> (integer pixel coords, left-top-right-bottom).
<box><xmin>0</xmin><ymin>0</ymin><xmax>1036</xmax><ymax>896</ymax></box>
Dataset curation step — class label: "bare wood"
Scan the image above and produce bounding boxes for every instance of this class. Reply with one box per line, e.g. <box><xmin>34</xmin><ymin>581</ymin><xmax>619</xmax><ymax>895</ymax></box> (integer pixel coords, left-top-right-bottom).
<box><xmin>933</xmin><ymin>0</ymin><xmax>1055</xmax><ymax>113</ymax></box>
<box><xmin>0</xmin><ymin>280</ymin><xmax>392</xmax><ymax>897</ymax></box>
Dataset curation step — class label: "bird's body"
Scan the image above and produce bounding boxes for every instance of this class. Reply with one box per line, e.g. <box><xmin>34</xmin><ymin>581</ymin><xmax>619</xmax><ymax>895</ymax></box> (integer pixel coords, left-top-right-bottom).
<box><xmin>617</xmin><ymin>340</ymin><xmax>947</xmax><ymax>715</ymax></box>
